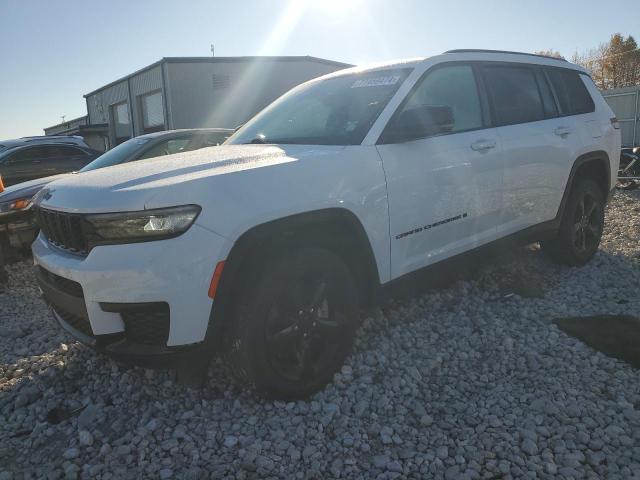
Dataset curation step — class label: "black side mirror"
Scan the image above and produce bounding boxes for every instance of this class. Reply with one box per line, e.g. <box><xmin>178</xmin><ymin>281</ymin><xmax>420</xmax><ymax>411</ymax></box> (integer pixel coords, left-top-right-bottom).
<box><xmin>381</xmin><ymin>105</ymin><xmax>454</xmax><ymax>144</ymax></box>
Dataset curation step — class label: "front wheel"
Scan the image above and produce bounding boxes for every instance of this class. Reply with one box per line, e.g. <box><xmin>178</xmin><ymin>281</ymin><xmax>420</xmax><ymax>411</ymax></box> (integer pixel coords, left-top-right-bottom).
<box><xmin>223</xmin><ymin>248</ymin><xmax>359</xmax><ymax>399</ymax></box>
<box><xmin>542</xmin><ymin>178</ymin><xmax>605</xmax><ymax>266</ymax></box>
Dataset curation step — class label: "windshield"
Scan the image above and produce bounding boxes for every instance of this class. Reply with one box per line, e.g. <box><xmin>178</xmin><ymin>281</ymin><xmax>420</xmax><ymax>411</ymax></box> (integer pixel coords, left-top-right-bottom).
<box><xmin>80</xmin><ymin>138</ymin><xmax>150</xmax><ymax>172</ymax></box>
<box><xmin>228</xmin><ymin>68</ymin><xmax>412</xmax><ymax>146</ymax></box>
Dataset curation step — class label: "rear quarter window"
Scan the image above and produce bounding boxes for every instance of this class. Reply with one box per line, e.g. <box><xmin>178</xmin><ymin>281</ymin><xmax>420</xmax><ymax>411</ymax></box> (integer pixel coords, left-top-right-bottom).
<box><xmin>546</xmin><ymin>68</ymin><xmax>595</xmax><ymax>116</ymax></box>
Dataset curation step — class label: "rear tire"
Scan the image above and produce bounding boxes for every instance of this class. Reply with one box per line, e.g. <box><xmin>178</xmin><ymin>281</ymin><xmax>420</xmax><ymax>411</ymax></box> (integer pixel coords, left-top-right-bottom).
<box><xmin>223</xmin><ymin>247</ymin><xmax>359</xmax><ymax>399</ymax></box>
<box><xmin>542</xmin><ymin>178</ymin><xmax>605</xmax><ymax>266</ymax></box>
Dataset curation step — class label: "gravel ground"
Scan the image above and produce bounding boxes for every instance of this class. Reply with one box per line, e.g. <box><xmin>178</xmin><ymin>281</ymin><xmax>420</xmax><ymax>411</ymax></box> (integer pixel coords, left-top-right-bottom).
<box><xmin>1</xmin><ymin>190</ymin><xmax>639</xmax><ymax>480</ymax></box>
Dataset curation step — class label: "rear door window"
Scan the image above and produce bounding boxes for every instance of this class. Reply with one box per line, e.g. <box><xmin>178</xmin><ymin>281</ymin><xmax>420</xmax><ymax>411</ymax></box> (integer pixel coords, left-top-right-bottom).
<box><xmin>546</xmin><ymin>68</ymin><xmax>595</xmax><ymax>115</ymax></box>
<box><xmin>483</xmin><ymin>65</ymin><xmax>546</xmax><ymax>126</ymax></box>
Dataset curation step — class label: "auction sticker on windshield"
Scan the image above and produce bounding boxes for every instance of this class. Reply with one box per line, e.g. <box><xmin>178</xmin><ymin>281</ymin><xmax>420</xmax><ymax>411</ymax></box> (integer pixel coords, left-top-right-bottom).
<box><xmin>351</xmin><ymin>75</ymin><xmax>401</xmax><ymax>88</ymax></box>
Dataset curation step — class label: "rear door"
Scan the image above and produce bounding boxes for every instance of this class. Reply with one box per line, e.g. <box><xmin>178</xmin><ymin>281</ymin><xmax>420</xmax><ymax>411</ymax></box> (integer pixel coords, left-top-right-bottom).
<box><xmin>481</xmin><ymin>63</ymin><xmax>571</xmax><ymax>234</ymax></box>
<box><xmin>376</xmin><ymin>63</ymin><xmax>504</xmax><ymax>278</ymax></box>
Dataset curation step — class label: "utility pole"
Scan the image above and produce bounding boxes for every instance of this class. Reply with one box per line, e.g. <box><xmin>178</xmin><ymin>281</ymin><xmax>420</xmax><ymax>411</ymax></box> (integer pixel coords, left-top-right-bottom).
<box><xmin>210</xmin><ymin>44</ymin><xmax>215</xmax><ymax>57</ymax></box>
<box><xmin>61</xmin><ymin>115</ymin><xmax>66</xmax><ymax>123</ymax></box>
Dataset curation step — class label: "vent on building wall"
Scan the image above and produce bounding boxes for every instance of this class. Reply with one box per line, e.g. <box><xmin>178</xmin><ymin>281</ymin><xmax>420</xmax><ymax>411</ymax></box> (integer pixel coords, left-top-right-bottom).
<box><xmin>212</xmin><ymin>74</ymin><xmax>231</xmax><ymax>90</ymax></box>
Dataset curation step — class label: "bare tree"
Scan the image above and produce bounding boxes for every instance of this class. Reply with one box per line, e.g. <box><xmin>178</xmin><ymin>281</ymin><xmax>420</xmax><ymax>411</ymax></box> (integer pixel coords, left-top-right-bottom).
<box><xmin>534</xmin><ymin>49</ymin><xmax>564</xmax><ymax>59</ymax></box>
<box><xmin>572</xmin><ymin>33</ymin><xmax>640</xmax><ymax>89</ymax></box>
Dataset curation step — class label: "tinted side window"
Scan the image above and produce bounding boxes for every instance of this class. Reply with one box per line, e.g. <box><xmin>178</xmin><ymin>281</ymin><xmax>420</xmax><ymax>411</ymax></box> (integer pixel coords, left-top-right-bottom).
<box><xmin>483</xmin><ymin>66</ymin><xmax>545</xmax><ymax>126</ymax></box>
<box><xmin>402</xmin><ymin>64</ymin><xmax>483</xmax><ymax>133</ymax></box>
<box><xmin>9</xmin><ymin>146</ymin><xmax>57</xmax><ymax>162</ymax></box>
<box><xmin>534</xmin><ymin>69</ymin><xmax>558</xmax><ymax>118</ymax></box>
<box><xmin>5</xmin><ymin>149</ymin><xmax>33</xmax><ymax>163</ymax></box>
<box><xmin>53</xmin><ymin>146</ymin><xmax>86</xmax><ymax>157</ymax></box>
<box><xmin>137</xmin><ymin>136</ymin><xmax>194</xmax><ymax>160</ymax></box>
<box><xmin>546</xmin><ymin>69</ymin><xmax>595</xmax><ymax>115</ymax></box>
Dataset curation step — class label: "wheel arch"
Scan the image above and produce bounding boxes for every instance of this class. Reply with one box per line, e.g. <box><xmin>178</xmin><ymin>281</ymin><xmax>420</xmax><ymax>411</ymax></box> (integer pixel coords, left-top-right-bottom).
<box><xmin>205</xmin><ymin>208</ymin><xmax>381</xmax><ymax>347</ymax></box>
<box><xmin>555</xmin><ymin>150</ymin><xmax>611</xmax><ymax>225</ymax></box>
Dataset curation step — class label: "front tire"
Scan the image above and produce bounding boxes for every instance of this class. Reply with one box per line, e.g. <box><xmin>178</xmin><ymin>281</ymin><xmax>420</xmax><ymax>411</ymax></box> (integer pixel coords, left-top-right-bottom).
<box><xmin>542</xmin><ymin>178</ymin><xmax>605</xmax><ymax>266</ymax></box>
<box><xmin>223</xmin><ymin>248</ymin><xmax>359</xmax><ymax>399</ymax></box>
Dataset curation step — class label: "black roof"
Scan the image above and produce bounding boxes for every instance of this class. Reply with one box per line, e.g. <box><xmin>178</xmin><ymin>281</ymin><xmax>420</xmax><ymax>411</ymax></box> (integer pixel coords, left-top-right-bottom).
<box><xmin>84</xmin><ymin>56</ymin><xmax>353</xmax><ymax>98</ymax></box>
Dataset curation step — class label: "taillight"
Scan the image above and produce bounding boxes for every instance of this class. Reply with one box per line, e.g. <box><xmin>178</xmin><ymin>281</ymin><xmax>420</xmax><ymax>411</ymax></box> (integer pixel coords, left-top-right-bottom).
<box><xmin>611</xmin><ymin>117</ymin><xmax>620</xmax><ymax>130</ymax></box>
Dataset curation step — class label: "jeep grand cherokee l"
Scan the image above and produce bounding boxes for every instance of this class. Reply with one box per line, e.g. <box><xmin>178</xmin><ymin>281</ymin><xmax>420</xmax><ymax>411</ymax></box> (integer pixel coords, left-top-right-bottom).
<box><xmin>32</xmin><ymin>50</ymin><xmax>620</xmax><ymax>398</ymax></box>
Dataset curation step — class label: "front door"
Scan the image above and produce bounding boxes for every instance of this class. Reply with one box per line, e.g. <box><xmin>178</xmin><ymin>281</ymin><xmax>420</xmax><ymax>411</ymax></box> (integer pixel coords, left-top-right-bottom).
<box><xmin>376</xmin><ymin>63</ymin><xmax>504</xmax><ymax>279</ymax></box>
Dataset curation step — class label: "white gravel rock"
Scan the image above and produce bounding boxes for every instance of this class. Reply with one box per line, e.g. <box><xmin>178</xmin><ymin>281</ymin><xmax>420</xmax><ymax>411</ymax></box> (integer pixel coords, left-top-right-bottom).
<box><xmin>1</xmin><ymin>190</ymin><xmax>640</xmax><ymax>478</ymax></box>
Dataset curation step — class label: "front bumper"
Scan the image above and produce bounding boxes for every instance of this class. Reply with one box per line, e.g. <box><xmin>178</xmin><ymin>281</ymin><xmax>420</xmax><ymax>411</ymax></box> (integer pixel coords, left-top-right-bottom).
<box><xmin>32</xmin><ymin>223</ymin><xmax>230</xmax><ymax>360</ymax></box>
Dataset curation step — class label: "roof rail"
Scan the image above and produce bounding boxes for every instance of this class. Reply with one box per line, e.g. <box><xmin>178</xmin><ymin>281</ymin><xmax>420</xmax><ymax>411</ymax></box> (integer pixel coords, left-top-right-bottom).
<box><xmin>444</xmin><ymin>49</ymin><xmax>567</xmax><ymax>62</ymax></box>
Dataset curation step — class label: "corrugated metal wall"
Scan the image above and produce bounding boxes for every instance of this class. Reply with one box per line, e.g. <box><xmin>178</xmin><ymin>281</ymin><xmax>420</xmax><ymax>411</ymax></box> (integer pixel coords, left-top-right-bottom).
<box><xmin>165</xmin><ymin>59</ymin><xmax>346</xmax><ymax>130</ymax></box>
<box><xmin>129</xmin><ymin>66</ymin><xmax>164</xmax><ymax>135</ymax></box>
<box><xmin>83</xmin><ymin>58</ymin><xmax>347</xmax><ymax>148</ymax></box>
<box><xmin>86</xmin><ymin>81</ymin><xmax>128</xmax><ymax>124</ymax></box>
<box><xmin>602</xmin><ymin>85</ymin><xmax>640</xmax><ymax>147</ymax></box>
<box><xmin>85</xmin><ymin>65</ymin><xmax>166</xmax><ymax>142</ymax></box>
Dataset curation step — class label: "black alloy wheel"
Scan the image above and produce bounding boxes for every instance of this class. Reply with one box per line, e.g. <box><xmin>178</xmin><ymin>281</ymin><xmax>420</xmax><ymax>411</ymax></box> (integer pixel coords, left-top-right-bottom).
<box><xmin>223</xmin><ymin>247</ymin><xmax>359</xmax><ymax>399</ymax></box>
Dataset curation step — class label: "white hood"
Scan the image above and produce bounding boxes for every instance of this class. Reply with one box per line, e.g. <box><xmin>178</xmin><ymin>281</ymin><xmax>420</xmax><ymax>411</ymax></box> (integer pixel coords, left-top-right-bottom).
<box><xmin>36</xmin><ymin>145</ymin><xmax>302</xmax><ymax>213</ymax></box>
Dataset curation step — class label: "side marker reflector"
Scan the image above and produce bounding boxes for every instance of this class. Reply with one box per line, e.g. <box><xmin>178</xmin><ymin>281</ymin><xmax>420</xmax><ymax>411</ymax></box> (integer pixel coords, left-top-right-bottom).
<box><xmin>208</xmin><ymin>261</ymin><xmax>226</xmax><ymax>299</ymax></box>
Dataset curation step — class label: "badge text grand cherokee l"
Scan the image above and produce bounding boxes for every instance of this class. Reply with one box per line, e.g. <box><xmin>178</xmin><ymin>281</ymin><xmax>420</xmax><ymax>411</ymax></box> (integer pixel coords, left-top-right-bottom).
<box><xmin>32</xmin><ymin>50</ymin><xmax>620</xmax><ymax>398</ymax></box>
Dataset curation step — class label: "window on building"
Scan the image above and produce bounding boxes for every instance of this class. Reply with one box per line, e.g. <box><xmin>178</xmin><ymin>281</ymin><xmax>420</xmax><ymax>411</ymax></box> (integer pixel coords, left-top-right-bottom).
<box><xmin>140</xmin><ymin>91</ymin><xmax>165</xmax><ymax>134</ymax></box>
<box><xmin>546</xmin><ymin>69</ymin><xmax>595</xmax><ymax>116</ymax></box>
<box><xmin>112</xmin><ymin>102</ymin><xmax>131</xmax><ymax>145</ymax></box>
<box><xmin>483</xmin><ymin>66</ymin><xmax>546</xmax><ymax>126</ymax></box>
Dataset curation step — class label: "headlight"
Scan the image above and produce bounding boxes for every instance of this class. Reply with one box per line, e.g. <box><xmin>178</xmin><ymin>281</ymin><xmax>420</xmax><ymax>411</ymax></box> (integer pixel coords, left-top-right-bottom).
<box><xmin>84</xmin><ymin>205</ymin><xmax>201</xmax><ymax>247</ymax></box>
<box><xmin>0</xmin><ymin>197</ymin><xmax>34</xmax><ymax>216</ymax></box>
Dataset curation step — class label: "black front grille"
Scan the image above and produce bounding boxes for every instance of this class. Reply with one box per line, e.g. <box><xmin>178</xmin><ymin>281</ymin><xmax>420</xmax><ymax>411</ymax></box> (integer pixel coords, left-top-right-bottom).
<box><xmin>35</xmin><ymin>207</ymin><xmax>88</xmax><ymax>255</ymax></box>
<box><xmin>121</xmin><ymin>304</ymin><xmax>170</xmax><ymax>346</ymax></box>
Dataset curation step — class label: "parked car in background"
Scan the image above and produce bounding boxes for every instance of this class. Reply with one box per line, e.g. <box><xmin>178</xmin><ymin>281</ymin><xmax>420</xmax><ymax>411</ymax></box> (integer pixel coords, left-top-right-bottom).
<box><xmin>32</xmin><ymin>50</ymin><xmax>619</xmax><ymax>399</ymax></box>
<box><xmin>0</xmin><ymin>128</ymin><xmax>232</xmax><ymax>250</ymax></box>
<box><xmin>0</xmin><ymin>136</ymin><xmax>101</xmax><ymax>187</ymax></box>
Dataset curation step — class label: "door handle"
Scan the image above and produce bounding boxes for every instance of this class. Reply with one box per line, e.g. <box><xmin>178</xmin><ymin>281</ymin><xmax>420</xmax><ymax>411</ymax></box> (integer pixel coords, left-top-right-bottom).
<box><xmin>554</xmin><ymin>126</ymin><xmax>572</xmax><ymax>137</ymax></box>
<box><xmin>470</xmin><ymin>139</ymin><xmax>496</xmax><ymax>151</ymax></box>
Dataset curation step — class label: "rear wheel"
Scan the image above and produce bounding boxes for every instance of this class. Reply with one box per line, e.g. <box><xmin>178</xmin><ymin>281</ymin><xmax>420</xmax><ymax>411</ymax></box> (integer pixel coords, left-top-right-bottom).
<box><xmin>223</xmin><ymin>248</ymin><xmax>359</xmax><ymax>399</ymax></box>
<box><xmin>542</xmin><ymin>178</ymin><xmax>605</xmax><ymax>266</ymax></box>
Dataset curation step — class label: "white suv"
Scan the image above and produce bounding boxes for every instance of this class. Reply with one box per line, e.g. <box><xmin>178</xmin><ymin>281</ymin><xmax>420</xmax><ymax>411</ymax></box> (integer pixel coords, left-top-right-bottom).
<box><xmin>32</xmin><ymin>50</ymin><xmax>620</xmax><ymax>398</ymax></box>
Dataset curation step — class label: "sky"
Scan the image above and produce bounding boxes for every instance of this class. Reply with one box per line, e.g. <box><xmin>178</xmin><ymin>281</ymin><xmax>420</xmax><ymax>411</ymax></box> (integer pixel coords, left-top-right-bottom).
<box><xmin>0</xmin><ymin>0</ymin><xmax>637</xmax><ymax>139</ymax></box>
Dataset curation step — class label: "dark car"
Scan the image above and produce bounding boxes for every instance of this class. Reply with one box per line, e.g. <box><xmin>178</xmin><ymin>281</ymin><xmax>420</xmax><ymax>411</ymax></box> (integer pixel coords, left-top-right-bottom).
<box><xmin>0</xmin><ymin>128</ymin><xmax>233</xmax><ymax>251</ymax></box>
<box><xmin>0</xmin><ymin>136</ymin><xmax>101</xmax><ymax>187</ymax></box>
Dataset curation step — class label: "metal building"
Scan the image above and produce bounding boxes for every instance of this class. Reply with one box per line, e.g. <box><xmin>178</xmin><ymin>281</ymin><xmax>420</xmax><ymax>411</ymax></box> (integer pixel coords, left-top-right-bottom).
<box><xmin>602</xmin><ymin>85</ymin><xmax>640</xmax><ymax>147</ymax></box>
<box><xmin>81</xmin><ymin>56</ymin><xmax>351</xmax><ymax>147</ymax></box>
<box><xmin>43</xmin><ymin>115</ymin><xmax>109</xmax><ymax>151</ymax></box>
